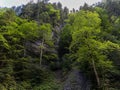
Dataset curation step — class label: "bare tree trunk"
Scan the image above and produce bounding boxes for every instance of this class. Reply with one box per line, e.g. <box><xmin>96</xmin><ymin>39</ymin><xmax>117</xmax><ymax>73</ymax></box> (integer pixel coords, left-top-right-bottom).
<box><xmin>87</xmin><ymin>43</ymin><xmax>100</xmax><ymax>88</ymax></box>
<box><xmin>92</xmin><ymin>59</ymin><xmax>100</xmax><ymax>88</ymax></box>
<box><xmin>40</xmin><ymin>39</ymin><xmax>44</xmax><ymax>67</ymax></box>
<box><xmin>24</xmin><ymin>40</ymin><xmax>26</xmax><ymax>57</ymax></box>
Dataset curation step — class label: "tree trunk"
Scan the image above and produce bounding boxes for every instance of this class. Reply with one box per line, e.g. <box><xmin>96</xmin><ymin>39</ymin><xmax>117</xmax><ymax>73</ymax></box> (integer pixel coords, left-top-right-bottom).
<box><xmin>24</xmin><ymin>40</ymin><xmax>26</xmax><ymax>57</ymax></box>
<box><xmin>92</xmin><ymin>59</ymin><xmax>100</xmax><ymax>88</ymax></box>
<box><xmin>87</xmin><ymin>44</ymin><xmax>100</xmax><ymax>88</ymax></box>
<box><xmin>40</xmin><ymin>39</ymin><xmax>44</xmax><ymax>67</ymax></box>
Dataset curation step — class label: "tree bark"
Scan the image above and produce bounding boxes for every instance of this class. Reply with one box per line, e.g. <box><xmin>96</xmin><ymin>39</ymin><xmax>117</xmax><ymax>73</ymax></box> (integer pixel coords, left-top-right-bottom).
<box><xmin>40</xmin><ymin>39</ymin><xmax>44</xmax><ymax>67</ymax></box>
<box><xmin>87</xmin><ymin>43</ymin><xmax>100</xmax><ymax>88</ymax></box>
<box><xmin>24</xmin><ymin>40</ymin><xmax>26</xmax><ymax>57</ymax></box>
<box><xmin>92</xmin><ymin>59</ymin><xmax>100</xmax><ymax>88</ymax></box>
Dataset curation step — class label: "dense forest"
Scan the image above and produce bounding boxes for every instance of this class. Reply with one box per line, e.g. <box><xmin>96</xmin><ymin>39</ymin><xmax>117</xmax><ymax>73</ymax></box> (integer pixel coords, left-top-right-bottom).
<box><xmin>0</xmin><ymin>0</ymin><xmax>120</xmax><ymax>90</ymax></box>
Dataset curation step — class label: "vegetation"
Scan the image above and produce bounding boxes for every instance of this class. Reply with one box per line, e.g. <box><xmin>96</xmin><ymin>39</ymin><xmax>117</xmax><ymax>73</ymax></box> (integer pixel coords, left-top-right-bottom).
<box><xmin>0</xmin><ymin>0</ymin><xmax>120</xmax><ymax>90</ymax></box>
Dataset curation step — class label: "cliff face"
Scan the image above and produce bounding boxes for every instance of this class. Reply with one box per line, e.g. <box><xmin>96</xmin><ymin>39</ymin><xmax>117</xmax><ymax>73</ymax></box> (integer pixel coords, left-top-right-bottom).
<box><xmin>63</xmin><ymin>68</ymin><xmax>91</xmax><ymax>90</ymax></box>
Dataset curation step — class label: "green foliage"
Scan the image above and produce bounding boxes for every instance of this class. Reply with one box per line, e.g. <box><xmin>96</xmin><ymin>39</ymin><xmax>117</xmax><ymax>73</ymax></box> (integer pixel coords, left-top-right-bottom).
<box><xmin>20</xmin><ymin>1</ymin><xmax>60</xmax><ymax>26</ymax></box>
<box><xmin>64</xmin><ymin>10</ymin><xmax>120</xmax><ymax>89</ymax></box>
<box><xmin>0</xmin><ymin>8</ymin><xmax>58</xmax><ymax>89</ymax></box>
<box><xmin>59</xmin><ymin>24</ymin><xmax>72</xmax><ymax>57</ymax></box>
<box><xmin>19</xmin><ymin>21</ymin><xmax>38</xmax><ymax>40</ymax></box>
<box><xmin>0</xmin><ymin>0</ymin><xmax>120</xmax><ymax>89</ymax></box>
<box><xmin>33</xmin><ymin>81</ymin><xmax>60</xmax><ymax>90</ymax></box>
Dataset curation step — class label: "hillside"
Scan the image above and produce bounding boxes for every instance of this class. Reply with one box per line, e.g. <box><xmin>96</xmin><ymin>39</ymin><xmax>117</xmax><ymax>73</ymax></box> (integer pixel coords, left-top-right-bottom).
<box><xmin>0</xmin><ymin>0</ymin><xmax>120</xmax><ymax>90</ymax></box>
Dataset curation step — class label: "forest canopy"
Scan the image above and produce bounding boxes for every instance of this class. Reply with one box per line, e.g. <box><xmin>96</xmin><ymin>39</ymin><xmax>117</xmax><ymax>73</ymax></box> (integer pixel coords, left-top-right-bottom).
<box><xmin>0</xmin><ymin>0</ymin><xmax>120</xmax><ymax>90</ymax></box>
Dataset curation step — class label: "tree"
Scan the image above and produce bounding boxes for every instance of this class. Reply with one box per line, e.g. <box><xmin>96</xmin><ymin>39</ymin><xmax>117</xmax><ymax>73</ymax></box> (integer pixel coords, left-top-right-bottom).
<box><xmin>43</xmin><ymin>0</ymin><xmax>49</xmax><ymax>4</ymax></box>
<box><xmin>0</xmin><ymin>9</ymin><xmax>55</xmax><ymax>89</ymax></box>
<box><xmin>70</xmin><ymin>11</ymin><xmax>101</xmax><ymax>87</ymax></box>
<box><xmin>57</xmin><ymin>2</ymin><xmax>62</xmax><ymax>10</ymax></box>
<box><xmin>0</xmin><ymin>9</ymin><xmax>16</xmax><ymax>26</ymax></box>
<box><xmin>69</xmin><ymin>11</ymin><xmax>115</xmax><ymax>88</ymax></box>
<box><xmin>38</xmin><ymin>24</ymin><xmax>53</xmax><ymax>67</ymax></box>
<box><xmin>46</xmin><ymin>4</ymin><xmax>60</xmax><ymax>26</ymax></box>
<box><xmin>59</xmin><ymin>24</ymin><xmax>72</xmax><ymax>58</ymax></box>
<box><xmin>79</xmin><ymin>3</ymin><xmax>93</xmax><ymax>11</ymax></box>
<box><xmin>19</xmin><ymin>21</ymin><xmax>38</xmax><ymax>57</ymax></box>
<box><xmin>20</xmin><ymin>3</ymin><xmax>33</xmax><ymax>19</ymax></box>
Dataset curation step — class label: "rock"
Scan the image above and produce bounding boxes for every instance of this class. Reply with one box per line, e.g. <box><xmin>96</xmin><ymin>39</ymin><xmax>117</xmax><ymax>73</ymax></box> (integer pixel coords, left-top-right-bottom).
<box><xmin>63</xmin><ymin>69</ymin><xmax>91</xmax><ymax>90</ymax></box>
